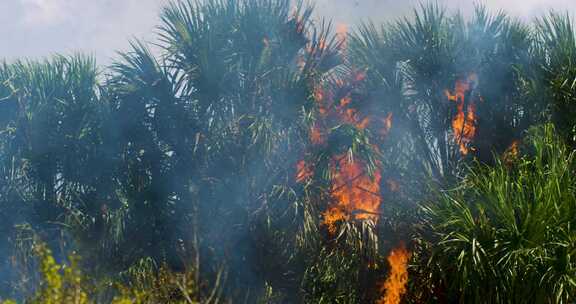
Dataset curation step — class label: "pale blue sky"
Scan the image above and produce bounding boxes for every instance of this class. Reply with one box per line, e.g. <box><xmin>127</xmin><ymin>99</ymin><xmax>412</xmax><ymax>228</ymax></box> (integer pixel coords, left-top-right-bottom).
<box><xmin>2</xmin><ymin>0</ymin><xmax>575</xmax><ymax>65</ymax></box>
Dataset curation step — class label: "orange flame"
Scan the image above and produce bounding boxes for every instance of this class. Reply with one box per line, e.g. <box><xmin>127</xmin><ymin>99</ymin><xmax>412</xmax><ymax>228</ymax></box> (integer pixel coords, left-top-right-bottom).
<box><xmin>297</xmin><ymin>75</ymin><xmax>389</xmax><ymax>233</ymax></box>
<box><xmin>314</xmin><ymin>85</ymin><xmax>329</xmax><ymax>117</ymax></box>
<box><xmin>296</xmin><ymin>160</ymin><xmax>313</xmax><ymax>183</ymax></box>
<box><xmin>338</xmin><ymin>96</ymin><xmax>370</xmax><ymax>129</ymax></box>
<box><xmin>380</xmin><ymin>113</ymin><xmax>393</xmax><ymax>137</ymax></box>
<box><xmin>339</xmin><ymin>96</ymin><xmax>352</xmax><ymax>107</ymax></box>
<box><xmin>323</xmin><ymin>156</ymin><xmax>381</xmax><ymax>234</ymax></box>
<box><xmin>445</xmin><ymin>73</ymin><xmax>479</xmax><ymax>156</ymax></box>
<box><xmin>310</xmin><ymin>124</ymin><xmax>325</xmax><ymax>145</ymax></box>
<box><xmin>503</xmin><ymin>140</ymin><xmax>521</xmax><ymax>165</ymax></box>
<box><xmin>321</xmin><ymin>82</ymin><xmax>384</xmax><ymax>232</ymax></box>
<box><xmin>507</xmin><ymin>140</ymin><xmax>520</xmax><ymax>158</ymax></box>
<box><xmin>314</xmin><ymin>86</ymin><xmax>324</xmax><ymax>103</ymax></box>
<box><xmin>336</xmin><ymin>23</ymin><xmax>348</xmax><ymax>52</ymax></box>
<box><xmin>354</xmin><ymin>70</ymin><xmax>366</xmax><ymax>82</ymax></box>
<box><xmin>377</xmin><ymin>245</ymin><xmax>411</xmax><ymax>304</ymax></box>
<box><xmin>318</xmin><ymin>38</ymin><xmax>327</xmax><ymax>51</ymax></box>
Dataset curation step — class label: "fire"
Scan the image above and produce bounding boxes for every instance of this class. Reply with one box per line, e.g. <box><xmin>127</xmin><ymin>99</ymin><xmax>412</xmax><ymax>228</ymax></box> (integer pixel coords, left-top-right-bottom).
<box><xmin>318</xmin><ymin>38</ymin><xmax>327</xmax><ymax>51</ymax></box>
<box><xmin>338</xmin><ymin>96</ymin><xmax>370</xmax><ymax>129</ymax></box>
<box><xmin>296</xmin><ymin>72</ymin><xmax>388</xmax><ymax>234</ymax></box>
<box><xmin>336</xmin><ymin>23</ymin><xmax>348</xmax><ymax>51</ymax></box>
<box><xmin>310</xmin><ymin>124</ymin><xmax>325</xmax><ymax>144</ymax></box>
<box><xmin>507</xmin><ymin>140</ymin><xmax>520</xmax><ymax>157</ymax></box>
<box><xmin>323</xmin><ymin>156</ymin><xmax>382</xmax><ymax>234</ymax></box>
<box><xmin>377</xmin><ymin>244</ymin><xmax>411</xmax><ymax>304</ymax></box>
<box><xmin>314</xmin><ymin>85</ymin><xmax>329</xmax><ymax>117</ymax></box>
<box><xmin>354</xmin><ymin>70</ymin><xmax>366</xmax><ymax>82</ymax></box>
<box><xmin>445</xmin><ymin>73</ymin><xmax>479</xmax><ymax>155</ymax></box>
<box><xmin>314</xmin><ymin>86</ymin><xmax>325</xmax><ymax>104</ymax></box>
<box><xmin>307</xmin><ymin>37</ymin><xmax>327</xmax><ymax>54</ymax></box>
<box><xmin>503</xmin><ymin>140</ymin><xmax>521</xmax><ymax>165</ymax></box>
<box><xmin>319</xmin><ymin>88</ymin><xmax>382</xmax><ymax>233</ymax></box>
<box><xmin>296</xmin><ymin>160</ymin><xmax>313</xmax><ymax>183</ymax></box>
<box><xmin>380</xmin><ymin>113</ymin><xmax>393</xmax><ymax>137</ymax></box>
<box><xmin>340</xmin><ymin>95</ymin><xmax>352</xmax><ymax>107</ymax></box>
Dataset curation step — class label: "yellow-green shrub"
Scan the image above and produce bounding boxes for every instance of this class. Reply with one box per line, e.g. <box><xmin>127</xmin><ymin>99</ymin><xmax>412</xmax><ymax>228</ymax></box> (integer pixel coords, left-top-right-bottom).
<box><xmin>29</xmin><ymin>243</ymin><xmax>89</xmax><ymax>304</ymax></box>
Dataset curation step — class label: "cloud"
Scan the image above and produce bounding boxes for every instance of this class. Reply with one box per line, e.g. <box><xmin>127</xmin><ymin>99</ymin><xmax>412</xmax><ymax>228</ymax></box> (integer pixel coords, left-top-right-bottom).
<box><xmin>19</xmin><ymin>0</ymin><xmax>69</xmax><ymax>26</ymax></box>
<box><xmin>2</xmin><ymin>0</ymin><xmax>164</xmax><ymax>63</ymax></box>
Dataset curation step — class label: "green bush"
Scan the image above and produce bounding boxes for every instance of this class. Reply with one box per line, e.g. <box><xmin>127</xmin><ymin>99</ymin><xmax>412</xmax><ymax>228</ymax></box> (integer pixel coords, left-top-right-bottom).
<box><xmin>420</xmin><ymin>124</ymin><xmax>576</xmax><ymax>303</ymax></box>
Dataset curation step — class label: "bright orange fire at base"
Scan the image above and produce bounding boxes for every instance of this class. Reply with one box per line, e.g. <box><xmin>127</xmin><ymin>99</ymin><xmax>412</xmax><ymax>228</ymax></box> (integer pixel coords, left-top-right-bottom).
<box><xmin>297</xmin><ymin>71</ymin><xmax>392</xmax><ymax>234</ymax></box>
<box><xmin>323</xmin><ymin>156</ymin><xmax>382</xmax><ymax>234</ymax></box>
<box><xmin>377</xmin><ymin>244</ymin><xmax>411</xmax><ymax>304</ymax></box>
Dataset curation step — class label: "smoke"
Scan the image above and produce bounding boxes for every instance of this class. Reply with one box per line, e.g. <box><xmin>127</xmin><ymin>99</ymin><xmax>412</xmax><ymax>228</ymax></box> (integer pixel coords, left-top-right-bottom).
<box><xmin>2</xmin><ymin>0</ymin><xmax>574</xmax><ymax>65</ymax></box>
<box><xmin>313</xmin><ymin>0</ymin><xmax>576</xmax><ymax>24</ymax></box>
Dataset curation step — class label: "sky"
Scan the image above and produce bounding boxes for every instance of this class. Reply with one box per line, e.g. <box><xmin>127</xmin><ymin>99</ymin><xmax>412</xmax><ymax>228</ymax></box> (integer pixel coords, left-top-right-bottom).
<box><xmin>1</xmin><ymin>0</ymin><xmax>575</xmax><ymax>65</ymax></box>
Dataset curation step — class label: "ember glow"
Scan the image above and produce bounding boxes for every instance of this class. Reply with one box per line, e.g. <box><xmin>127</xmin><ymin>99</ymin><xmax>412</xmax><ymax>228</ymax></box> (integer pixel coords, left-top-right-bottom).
<box><xmin>377</xmin><ymin>244</ymin><xmax>411</xmax><ymax>304</ymax></box>
<box><xmin>445</xmin><ymin>73</ymin><xmax>479</xmax><ymax>155</ymax></box>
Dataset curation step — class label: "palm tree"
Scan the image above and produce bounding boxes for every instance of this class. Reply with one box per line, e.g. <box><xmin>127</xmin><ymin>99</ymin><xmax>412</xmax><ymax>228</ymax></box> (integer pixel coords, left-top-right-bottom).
<box><xmin>0</xmin><ymin>55</ymin><xmax>103</xmax><ymax>297</ymax></box>
<box><xmin>94</xmin><ymin>0</ymin><xmax>342</xmax><ymax>300</ymax></box>
<box><xmin>533</xmin><ymin>12</ymin><xmax>576</xmax><ymax>147</ymax></box>
<box><xmin>348</xmin><ymin>4</ymin><xmax>536</xmax><ymax>182</ymax></box>
<box><xmin>346</xmin><ymin>4</ymin><xmax>546</xmax><ymax>302</ymax></box>
<box><xmin>0</xmin><ymin>56</ymin><xmax>102</xmax><ymax>231</ymax></box>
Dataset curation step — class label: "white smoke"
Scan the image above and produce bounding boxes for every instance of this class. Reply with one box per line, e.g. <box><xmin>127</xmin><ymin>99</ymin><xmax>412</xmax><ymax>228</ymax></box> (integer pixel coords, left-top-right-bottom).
<box><xmin>313</xmin><ymin>0</ymin><xmax>576</xmax><ymax>24</ymax></box>
<box><xmin>1</xmin><ymin>0</ymin><xmax>575</xmax><ymax>64</ymax></box>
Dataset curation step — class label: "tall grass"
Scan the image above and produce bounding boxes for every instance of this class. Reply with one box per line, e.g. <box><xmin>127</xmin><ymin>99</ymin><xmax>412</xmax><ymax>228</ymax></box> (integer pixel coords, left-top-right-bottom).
<box><xmin>421</xmin><ymin>124</ymin><xmax>576</xmax><ymax>303</ymax></box>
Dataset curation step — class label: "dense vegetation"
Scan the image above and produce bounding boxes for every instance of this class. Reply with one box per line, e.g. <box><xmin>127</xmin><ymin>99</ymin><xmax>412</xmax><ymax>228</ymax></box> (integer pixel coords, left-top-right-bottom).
<box><xmin>0</xmin><ymin>0</ymin><xmax>575</xmax><ymax>303</ymax></box>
